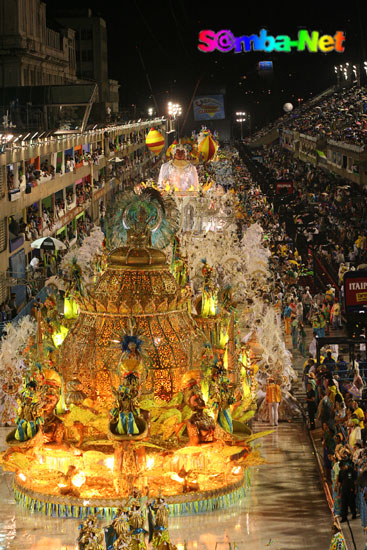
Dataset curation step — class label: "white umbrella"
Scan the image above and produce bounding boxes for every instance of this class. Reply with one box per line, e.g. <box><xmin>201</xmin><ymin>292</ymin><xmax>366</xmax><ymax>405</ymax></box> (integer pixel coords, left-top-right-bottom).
<box><xmin>109</xmin><ymin>157</ymin><xmax>124</xmax><ymax>163</ymax></box>
<box><xmin>31</xmin><ymin>236</ymin><xmax>66</xmax><ymax>252</ymax></box>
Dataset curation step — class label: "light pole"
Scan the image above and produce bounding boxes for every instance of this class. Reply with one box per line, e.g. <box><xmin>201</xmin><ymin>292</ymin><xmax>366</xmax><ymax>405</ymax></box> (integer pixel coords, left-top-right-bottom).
<box><xmin>168</xmin><ymin>102</ymin><xmax>182</xmax><ymax>138</ymax></box>
<box><xmin>236</xmin><ymin>111</ymin><xmax>247</xmax><ymax>141</ymax></box>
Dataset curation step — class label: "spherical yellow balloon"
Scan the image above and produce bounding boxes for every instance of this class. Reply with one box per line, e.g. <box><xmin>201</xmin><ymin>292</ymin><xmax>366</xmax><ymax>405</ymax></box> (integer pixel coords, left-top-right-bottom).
<box><xmin>146</xmin><ymin>127</ymin><xmax>165</xmax><ymax>155</ymax></box>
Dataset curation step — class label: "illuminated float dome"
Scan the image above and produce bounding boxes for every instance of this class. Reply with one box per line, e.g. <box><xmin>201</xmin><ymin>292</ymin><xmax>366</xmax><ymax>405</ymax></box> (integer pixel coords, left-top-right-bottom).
<box><xmin>60</xmin><ymin>243</ymin><xmax>205</xmax><ymax>404</ymax></box>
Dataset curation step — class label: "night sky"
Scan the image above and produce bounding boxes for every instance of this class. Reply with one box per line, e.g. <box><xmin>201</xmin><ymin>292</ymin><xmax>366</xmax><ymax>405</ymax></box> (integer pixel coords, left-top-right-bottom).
<box><xmin>45</xmin><ymin>1</ymin><xmax>367</xmax><ymax>130</ymax></box>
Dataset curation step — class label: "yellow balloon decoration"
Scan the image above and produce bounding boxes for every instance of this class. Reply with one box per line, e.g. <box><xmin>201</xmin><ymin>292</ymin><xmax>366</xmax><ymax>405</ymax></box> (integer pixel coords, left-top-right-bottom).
<box><xmin>198</xmin><ymin>134</ymin><xmax>218</xmax><ymax>162</ymax></box>
<box><xmin>146</xmin><ymin>127</ymin><xmax>165</xmax><ymax>155</ymax></box>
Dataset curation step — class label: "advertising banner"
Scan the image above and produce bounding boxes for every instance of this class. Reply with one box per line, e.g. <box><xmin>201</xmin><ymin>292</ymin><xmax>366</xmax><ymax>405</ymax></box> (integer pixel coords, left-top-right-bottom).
<box><xmin>344</xmin><ymin>271</ymin><xmax>367</xmax><ymax>312</ymax></box>
<box><xmin>193</xmin><ymin>95</ymin><xmax>225</xmax><ymax>120</ymax></box>
<box><xmin>276</xmin><ymin>181</ymin><xmax>293</xmax><ymax>194</ymax></box>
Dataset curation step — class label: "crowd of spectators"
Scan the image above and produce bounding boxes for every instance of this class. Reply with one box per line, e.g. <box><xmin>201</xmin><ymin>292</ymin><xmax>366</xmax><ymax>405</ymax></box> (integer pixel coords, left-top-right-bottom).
<box><xmin>303</xmin><ymin>350</ymin><xmax>367</xmax><ymax>523</ymax></box>
<box><xmin>234</xmin><ymin>134</ymin><xmax>367</xmax><ymax>529</ymax></box>
<box><xmin>7</xmin><ymin>159</ymin><xmax>55</xmax><ymax>193</ymax></box>
<box><xmin>76</xmin><ymin>181</ymin><xmax>92</xmax><ymax>207</ymax></box>
<box><xmin>226</xmin><ymin>144</ymin><xmax>367</xmax><ymax>531</ymax></box>
<box><xmin>284</xmin><ymin>86</ymin><xmax>367</xmax><ymax>146</ymax></box>
<box><xmin>107</xmin><ymin>131</ymin><xmax>146</xmax><ymax>154</ymax></box>
<box><xmin>252</xmin><ymin>145</ymin><xmax>367</xmax><ymax>283</ymax></box>
<box><xmin>249</xmin><ymin>85</ymin><xmax>367</xmax><ymax>148</ymax></box>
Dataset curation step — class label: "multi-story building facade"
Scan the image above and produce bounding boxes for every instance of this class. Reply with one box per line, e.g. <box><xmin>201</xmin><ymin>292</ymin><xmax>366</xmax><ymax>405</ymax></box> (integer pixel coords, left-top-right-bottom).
<box><xmin>54</xmin><ymin>9</ymin><xmax>120</xmax><ymax>117</ymax></box>
<box><xmin>0</xmin><ymin>118</ymin><xmax>167</xmax><ymax>308</ymax></box>
<box><xmin>0</xmin><ymin>2</ymin><xmax>119</xmax><ymax>119</ymax></box>
<box><xmin>0</xmin><ymin>0</ymin><xmax>78</xmax><ymax>87</ymax></box>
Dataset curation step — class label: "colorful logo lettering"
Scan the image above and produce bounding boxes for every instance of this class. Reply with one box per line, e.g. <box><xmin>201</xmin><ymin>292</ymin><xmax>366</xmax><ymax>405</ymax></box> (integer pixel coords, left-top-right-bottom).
<box><xmin>198</xmin><ymin>29</ymin><xmax>346</xmax><ymax>53</ymax></box>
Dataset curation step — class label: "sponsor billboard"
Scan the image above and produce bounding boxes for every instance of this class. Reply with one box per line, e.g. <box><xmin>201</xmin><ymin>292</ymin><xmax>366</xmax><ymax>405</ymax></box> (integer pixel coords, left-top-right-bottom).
<box><xmin>193</xmin><ymin>95</ymin><xmax>225</xmax><ymax>121</ymax></box>
<box><xmin>344</xmin><ymin>270</ymin><xmax>367</xmax><ymax>312</ymax></box>
<box><xmin>276</xmin><ymin>181</ymin><xmax>293</xmax><ymax>194</ymax></box>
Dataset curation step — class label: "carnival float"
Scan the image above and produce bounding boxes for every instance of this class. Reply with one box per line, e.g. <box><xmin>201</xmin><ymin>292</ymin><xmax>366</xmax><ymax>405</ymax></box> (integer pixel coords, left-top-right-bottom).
<box><xmin>0</xmin><ymin>130</ymin><xmax>297</xmax><ymax>531</ymax></box>
<box><xmin>0</xmin><ymin>188</ymin><xmax>265</xmax><ymax>522</ymax></box>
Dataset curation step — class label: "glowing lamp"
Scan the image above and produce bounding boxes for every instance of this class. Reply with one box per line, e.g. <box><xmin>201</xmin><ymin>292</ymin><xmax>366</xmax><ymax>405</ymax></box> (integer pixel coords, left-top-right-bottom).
<box><xmin>104</xmin><ymin>457</ymin><xmax>114</xmax><ymax>471</ymax></box>
<box><xmin>52</xmin><ymin>325</ymin><xmax>69</xmax><ymax>348</ymax></box>
<box><xmin>146</xmin><ymin>127</ymin><xmax>165</xmax><ymax>155</ymax></box>
<box><xmin>283</xmin><ymin>102</ymin><xmax>293</xmax><ymax>112</ymax></box>
<box><xmin>207</xmin><ymin>296</ymin><xmax>217</xmax><ymax>316</ymax></box>
<box><xmin>64</xmin><ymin>296</ymin><xmax>79</xmax><ymax>319</ymax></box>
<box><xmin>219</xmin><ymin>328</ymin><xmax>229</xmax><ymax>349</ymax></box>
<box><xmin>171</xmin><ymin>473</ymin><xmax>184</xmax><ymax>483</ymax></box>
<box><xmin>71</xmin><ymin>471</ymin><xmax>86</xmax><ymax>488</ymax></box>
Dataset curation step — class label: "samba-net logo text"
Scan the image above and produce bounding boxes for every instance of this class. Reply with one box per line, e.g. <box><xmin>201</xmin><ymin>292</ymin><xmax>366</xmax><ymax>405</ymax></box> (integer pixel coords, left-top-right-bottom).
<box><xmin>198</xmin><ymin>29</ymin><xmax>345</xmax><ymax>53</ymax></box>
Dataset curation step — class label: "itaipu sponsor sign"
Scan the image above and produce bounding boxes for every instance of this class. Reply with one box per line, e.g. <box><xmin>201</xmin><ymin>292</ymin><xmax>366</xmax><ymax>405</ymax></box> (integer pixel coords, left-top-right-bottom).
<box><xmin>276</xmin><ymin>181</ymin><xmax>293</xmax><ymax>194</ymax></box>
<box><xmin>198</xmin><ymin>29</ymin><xmax>346</xmax><ymax>54</ymax></box>
<box><xmin>344</xmin><ymin>271</ymin><xmax>367</xmax><ymax>312</ymax></box>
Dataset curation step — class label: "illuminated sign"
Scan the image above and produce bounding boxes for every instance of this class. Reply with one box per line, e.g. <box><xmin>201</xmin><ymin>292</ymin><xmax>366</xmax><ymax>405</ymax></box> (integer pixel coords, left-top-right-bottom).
<box><xmin>276</xmin><ymin>181</ymin><xmax>293</xmax><ymax>194</ymax></box>
<box><xmin>344</xmin><ymin>272</ymin><xmax>367</xmax><ymax>312</ymax></box>
<box><xmin>258</xmin><ymin>61</ymin><xmax>273</xmax><ymax>71</ymax></box>
<box><xmin>198</xmin><ymin>29</ymin><xmax>346</xmax><ymax>54</ymax></box>
<box><xmin>193</xmin><ymin>95</ymin><xmax>225</xmax><ymax>121</ymax></box>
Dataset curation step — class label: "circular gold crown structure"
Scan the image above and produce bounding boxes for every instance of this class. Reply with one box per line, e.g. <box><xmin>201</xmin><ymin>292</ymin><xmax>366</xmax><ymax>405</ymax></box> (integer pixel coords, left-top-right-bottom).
<box><xmin>59</xmin><ymin>245</ymin><xmax>206</xmax><ymax>403</ymax></box>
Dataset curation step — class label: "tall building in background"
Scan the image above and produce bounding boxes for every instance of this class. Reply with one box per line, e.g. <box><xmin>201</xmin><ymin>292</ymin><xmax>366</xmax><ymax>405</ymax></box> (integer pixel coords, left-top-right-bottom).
<box><xmin>0</xmin><ymin>2</ymin><xmax>119</xmax><ymax>119</ymax></box>
<box><xmin>54</xmin><ymin>9</ymin><xmax>119</xmax><ymax>117</ymax></box>
<box><xmin>0</xmin><ymin>0</ymin><xmax>78</xmax><ymax>87</ymax></box>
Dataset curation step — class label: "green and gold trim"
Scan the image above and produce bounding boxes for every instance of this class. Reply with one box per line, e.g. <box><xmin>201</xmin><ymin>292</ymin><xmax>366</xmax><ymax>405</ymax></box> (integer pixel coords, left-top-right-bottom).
<box><xmin>13</xmin><ymin>470</ymin><xmax>251</xmax><ymax>519</ymax></box>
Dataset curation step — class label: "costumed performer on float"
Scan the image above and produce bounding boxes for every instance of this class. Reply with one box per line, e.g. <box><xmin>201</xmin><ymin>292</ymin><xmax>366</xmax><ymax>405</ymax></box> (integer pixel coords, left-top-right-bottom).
<box><xmin>158</xmin><ymin>143</ymin><xmax>199</xmax><ymax>194</ymax></box>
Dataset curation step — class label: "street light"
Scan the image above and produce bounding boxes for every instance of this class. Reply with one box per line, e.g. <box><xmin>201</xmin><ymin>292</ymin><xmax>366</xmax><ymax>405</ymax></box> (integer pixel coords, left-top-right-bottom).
<box><xmin>168</xmin><ymin>102</ymin><xmax>182</xmax><ymax>137</ymax></box>
<box><xmin>236</xmin><ymin>111</ymin><xmax>247</xmax><ymax>140</ymax></box>
<box><xmin>168</xmin><ymin>102</ymin><xmax>182</xmax><ymax>118</ymax></box>
<box><xmin>147</xmin><ymin>107</ymin><xmax>153</xmax><ymax>117</ymax></box>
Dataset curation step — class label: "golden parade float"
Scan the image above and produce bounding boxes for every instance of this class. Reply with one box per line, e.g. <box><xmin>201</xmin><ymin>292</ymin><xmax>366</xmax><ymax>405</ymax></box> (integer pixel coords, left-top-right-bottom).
<box><xmin>1</xmin><ymin>190</ymin><xmax>263</xmax><ymax>521</ymax></box>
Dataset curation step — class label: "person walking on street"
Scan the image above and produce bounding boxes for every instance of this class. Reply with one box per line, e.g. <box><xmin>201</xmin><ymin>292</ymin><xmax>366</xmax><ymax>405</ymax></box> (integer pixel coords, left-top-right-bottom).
<box><xmin>298</xmin><ymin>322</ymin><xmax>307</xmax><ymax>357</ymax></box>
<box><xmin>265</xmin><ymin>376</ymin><xmax>282</xmax><ymax>426</ymax></box>
<box><xmin>306</xmin><ymin>377</ymin><xmax>317</xmax><ymax>430</ymax></box>
<box><xmin>309</xmin><ymin>332</ymin><xmax>318</xmax><ymax>359</ymax></box>
<box><xmin>291</xmin><ymin>316</ymin><xmax>299</xmax><ymax>349</ymax></box>
<box><xmin>331</xmin><ymin>298</ymin><xmax>342</xmax><ymax>330</ymax></box>
<box><xmin>284</xmin><ymin>301</ymin><xmax>292</xmax><ymax>335</ymax></box>
<box><xmin>338</xmin><ymin>461</ymin><xmax>357</xmax><ymax>523</ymax></box>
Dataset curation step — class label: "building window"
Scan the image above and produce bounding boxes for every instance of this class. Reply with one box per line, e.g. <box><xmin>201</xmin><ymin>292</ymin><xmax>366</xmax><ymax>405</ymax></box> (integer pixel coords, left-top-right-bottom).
<box><xmin>0</xmin><ymin>167</ymin><xmax>5</xmax><ymax>198</ymax></box>
<box><xmin>0</xmin><ymin>218</ymin><xmax>6</xmax><ymax>253</ymax></box>
<box><xmin>81</xmin><ymin>29</ymin><xmax>93</xmax><ymax>40</ymax></box>
<box><xmin>81</xmin><ymin>49</ymin><xmax>93</xmax><ymax>62</ymax></box>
